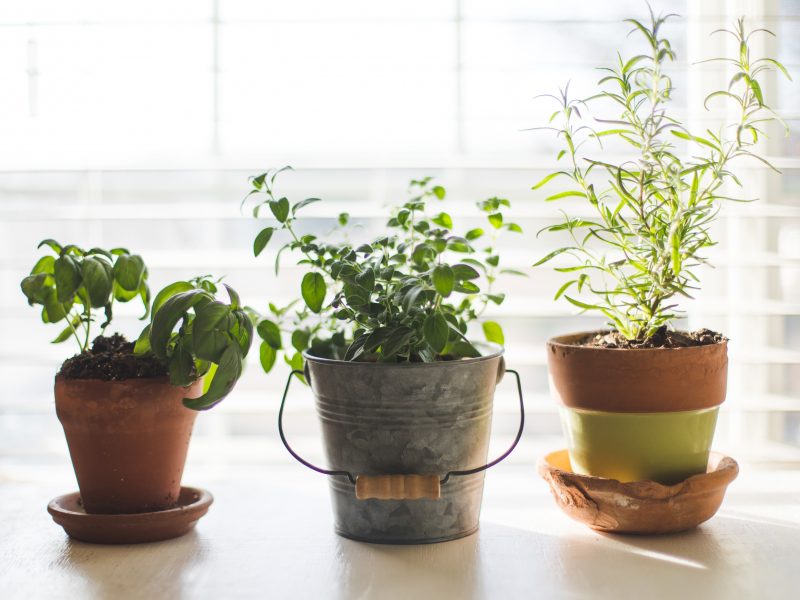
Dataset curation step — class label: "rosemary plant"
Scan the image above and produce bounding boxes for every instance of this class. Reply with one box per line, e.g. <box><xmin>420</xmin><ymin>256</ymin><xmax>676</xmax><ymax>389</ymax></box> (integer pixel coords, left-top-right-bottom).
<box><xmin>533</xmin><ymin>11</ymin><xmax>789</xmax><ymax>340</ymax></box>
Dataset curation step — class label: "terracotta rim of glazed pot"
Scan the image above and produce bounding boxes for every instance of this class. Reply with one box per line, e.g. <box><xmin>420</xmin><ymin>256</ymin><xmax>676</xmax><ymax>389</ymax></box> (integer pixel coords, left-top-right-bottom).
<box><xmin>546</xmin><ymin>331</ymin><xmax>728</xmax><ymax>413</ymax></box>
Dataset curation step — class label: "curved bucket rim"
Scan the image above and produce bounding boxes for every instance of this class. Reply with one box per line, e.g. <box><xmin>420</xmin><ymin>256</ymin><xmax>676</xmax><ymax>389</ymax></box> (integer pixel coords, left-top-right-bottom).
<box><xmin>302</xmin><ymin>341</ymin><xmax>503</xmax><ymax>368</ymax></box>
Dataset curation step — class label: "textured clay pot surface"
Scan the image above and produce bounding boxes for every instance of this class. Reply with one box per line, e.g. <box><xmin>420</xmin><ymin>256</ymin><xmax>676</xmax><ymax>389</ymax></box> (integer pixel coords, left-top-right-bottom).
<box><xmin>538</xmin><ymin>449</ymin><xmax>738</xmax><ymax>534</ymax></box>
<box><xmin>547</xmin><ymin>331</ymin><xmax>728</xmax><ymax>413</ymax></box>
<box><xmin>48</xmin><ymin>486</ymin><xmax>213</xmax><ymax>544</ymax></box>
<box><xmin>55</xmin><ymin>376</ymin><xmax>202</xmax><ymax>514</ymax></box>
<box><xmin>304</xmin><ymin>343</ymin><xmax>506</xmax><ymax>544</ymax></box>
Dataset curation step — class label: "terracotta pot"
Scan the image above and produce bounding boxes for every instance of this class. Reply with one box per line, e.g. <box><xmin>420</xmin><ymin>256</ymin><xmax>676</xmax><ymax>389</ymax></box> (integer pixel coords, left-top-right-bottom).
<box><xmin>55</xmin><ymin>376</ymin><xmax>202</xmax><ymax>514</ymax></box>
<box><xmin>547</xmin><ymin>332</ymin><xmax>728</xmax><ymax>484</ymax></box>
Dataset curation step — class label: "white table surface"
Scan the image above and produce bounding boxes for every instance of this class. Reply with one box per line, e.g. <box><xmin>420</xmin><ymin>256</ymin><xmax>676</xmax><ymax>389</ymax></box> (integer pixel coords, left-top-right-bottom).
<box><xmin>1</xmin><ymin>461</ymin><xmax>799</xmax><ymax>600</ymax></box>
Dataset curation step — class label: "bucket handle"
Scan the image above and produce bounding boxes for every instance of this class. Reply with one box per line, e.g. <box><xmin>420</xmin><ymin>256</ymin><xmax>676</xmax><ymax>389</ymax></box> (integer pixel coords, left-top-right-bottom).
<box><xmin>277</xmin><ymin>367</ymin><xmax>526</xmax><ymax>494</ymax></box>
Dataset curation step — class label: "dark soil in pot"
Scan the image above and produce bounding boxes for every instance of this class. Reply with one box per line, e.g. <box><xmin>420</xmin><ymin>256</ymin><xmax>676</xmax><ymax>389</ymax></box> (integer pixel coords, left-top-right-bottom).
<box><xmin>55</xmin><ymin>335</ymin><xmax>201</xmax><ymax>515</ymax></box>
<box><xmin>579</xmin><ymin>326</ymin><xmax>726</xmax><ymax>350</ymax></box>
<box><xmin>59</xmin><ymin>333</ymin><xmax>167</xmax><ymax>380</ymax></box>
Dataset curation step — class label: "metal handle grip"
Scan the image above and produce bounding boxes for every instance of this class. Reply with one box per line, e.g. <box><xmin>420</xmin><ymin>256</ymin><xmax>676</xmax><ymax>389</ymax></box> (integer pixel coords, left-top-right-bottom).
<box><xmin>277</xmin><ymin>367</ymin><xmax>526</xmax><ymax>488</ymax></box>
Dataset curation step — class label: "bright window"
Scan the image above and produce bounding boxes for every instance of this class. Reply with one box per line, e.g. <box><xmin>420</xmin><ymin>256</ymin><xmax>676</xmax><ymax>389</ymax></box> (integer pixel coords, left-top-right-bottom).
<box><xmin>1</xmin><ymin>0</ymin><xmax>798</xmax><ymax>467</ymax></box>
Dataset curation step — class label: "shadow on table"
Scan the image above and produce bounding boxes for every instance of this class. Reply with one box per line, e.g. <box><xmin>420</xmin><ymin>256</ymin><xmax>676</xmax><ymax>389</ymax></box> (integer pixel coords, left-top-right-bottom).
<box><xmin>58</xmin><ymin>530</ymin><xmax>205</xmax><ymax>600</ymax></box>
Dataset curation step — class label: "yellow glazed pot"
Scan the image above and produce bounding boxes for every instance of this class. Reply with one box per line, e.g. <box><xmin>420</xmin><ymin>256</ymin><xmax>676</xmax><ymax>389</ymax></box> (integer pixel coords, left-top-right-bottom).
<box><xmin>560</xmin><ymin>407</ymin><xmax>719</xmax><ymax>484</ymax></box>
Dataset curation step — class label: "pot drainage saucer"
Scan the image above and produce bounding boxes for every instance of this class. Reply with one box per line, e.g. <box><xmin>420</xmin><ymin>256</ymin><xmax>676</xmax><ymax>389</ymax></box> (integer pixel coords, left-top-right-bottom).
<box><xmin>538</xmin><ymin>450</ymin><xmax>738</xmax><ymax>535</ymax></box>
<box><xmin>47</xmin><ymin>486</ymin><xmax>213</xmax><ymax>544</ymax></box>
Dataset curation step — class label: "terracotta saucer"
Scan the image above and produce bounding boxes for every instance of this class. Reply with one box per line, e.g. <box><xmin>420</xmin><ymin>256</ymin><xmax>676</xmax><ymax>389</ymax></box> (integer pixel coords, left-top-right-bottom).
<box><xmin>47</xmin><ymin>486</ymin><xmax>213</xmax><ymax>544</ymax></box>
<box><xmin>538</xmin><ymin>450</ymin><xmax>738</xmax><ymax>535</ymax></box>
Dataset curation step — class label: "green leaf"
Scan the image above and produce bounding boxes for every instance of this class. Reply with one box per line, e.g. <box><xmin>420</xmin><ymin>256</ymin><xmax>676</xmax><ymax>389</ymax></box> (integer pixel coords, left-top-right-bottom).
<box><xmin>152</xmin><ymin>281</ymin><xmax>195</xmax><ymax>316</ymax></box>
<box><xmin>37</xmin><ymin>239</ymin><xmax>63</xmax><ymax>254</ymax></box>
<box><xmin>465</xmin><ymin>228</ymin><xmax>484</xmax><ymax>241</ymax></box>
<box><xmin>193</xmin><ymin>301</ymin><xmax>234</xmax><ymax>362</ymax></box>
<box><xmin>269</xmin><ymin>197</ymin><xmax>291</xmax><ymax>223</ymax></box>
<box><xmin>51</xmin><ymin>315</ymin><xmax>82</xmax><ymax>344</ymax></box>
<box><xmin>671</xmin><ymin>130</ymin><xmax>719</xmax><ymax>151</ymax></box>
<box><xmin>488</xmin><ymin>213</ymin><xmax>503</xmax><ymax>228</ymax></box>
<box><xmin>134</xmin><ymin>324</ymin><xmax>151</xmax><ymax>355</ymax></box>
<box><xmin>149</xmin><ymin>290</ymin><xmax>207</xmax><ymax>360</ymax></box>
<box><xmin>450</xmin><ymin>341</ymin><xmax>481</xmax><ymax>358</ymax></box>
<box><xmin>81</xmin><ymin>257</ymin><xmax>113</xmax><ymax>308</ymax></box>
<box><xmin>168</xmin><ymin>339</ymin><xmax>196</xmax><ymax>387</ymax></box>
<box><xmin>284</xmin><ymin>351</ymin><xmax>306</xmax><ymax>383</ymax></box>
<box><xmin>31</xmin><ymin>256</ymin><xmax>55</xmax><ymax>275</ymax></box>
<box><xmin>363</xmin><ymin>327</ymin><xmax>390</xmax><ymax>353</ymax></box>
<box><xmin>452</xmin><ymin>263</ymin><xmax>480</xmax><ymax>281</ymax></box>
<box><xmin>533</xmin><ymin>247</ymin><xmax>575</xmax><ymax>267</ymax></box>
<box><xmin>531</xmin><ymin>171</ymin><xmax>565</xmax><ymax>190</ymax></box>
<box><xmin>355</xmin><ymin>269</ymin><xmax>375</xmax><ymax>291</ymax></box>
<box><xmin>545</xmin><ymin>191</ymin><xmax>586</xmax><ymax>201</ymax></box>
<box><xmin>380</xmin><ymin>326</ymin><xmax>413</xmax><ymax>358</ymax></box>
<box><xmin>184</xmin><ymin>344</ymin><xmax>243</xmax><ymax>410</ymax></box>
<box><xmin>423</xmin><ymin>312</ymin><xmax>449</xmax><ymax>353</ymax></box>
<box><xmin>292</xmin><ymin>197</ymin><xmax>321</xmax><ymax>215</ymax></box>
<box><xmin>21</xmin><ymin>273</ymin><xmax>52</xmax><ymax>305</ymax></box>
<box><xmin>432</xmin><ymin>185</ymin><xmax>446</xmax><ymax>199</ymax></box>
<box><xmin>113</xmin><ymin>254</ymin><xmax>145</xmax><ymax>292</ymax></box>
<box><xmin>482</xmin><ymin>321</ymin><xmax>504</xmax><ymax>345</ymax></box>
<box><xmin>259</xmin><ymin>342</ymin><xmax>277</xmax><ymax>373</ymax></box>
<box><xmin>432</xmin><ymin>212</ymin><xmax>453</xmax><ymax>228</ymax></box>
<box><xmin>232</xmin><ymin>309</ymin><xmax>253</xmax><ymax>356</ymax></box>
<box><xmin>554</xmin><ymin>279</ymin><xmax>576</xmax><ymax>300</ymax></box>
<box><xmin>454</xmin><ymin>280</ymin><xmax>480</xmax><ymax>294</ymax></box>
<box><xmin>53</xmin><ymin>255</ymin><xmax>81</xmax><ymax>303</ymax></box>
<box><xmin>564</xmin><ymin>295</ymin><xmax>601</xmax><ymax>311</ymax></box>
<box><xmin>505</xmin><ymin>223</ymin><xmax>523</xmax><ymax>233</ymax></box>
<box><xmin>344</xmin><ymin>282</ymin><xmax>370</xmax><ymax>308</ymax></box>
<box><xmin>432</xmin><ymin>265</ymin><xmax>455</xmax><ymax>297</ymax></box>
<box><xmin>253</xmin><ymin>227</ymin><xmax>275</xmax><ymax>256</ymax></box>
<box><xmin>748</xmin><ymin>77</ymin><xmax>764</xmax><ymax>106</ymax></box>
<box><xmin>291</xmin><ymin>329</ymin><xmax>310</xmax><ymax>353</ymax></box>
<box><xmin>257</xmin><ymin>319</ymin><xmax>282</xmax><ymax>349</ymax></box>
<box><xmin>42</xmin><ymin>288</ymin><xmax>67</xmax><ymax>323</ymax></box>
<box><xmin>301</xmin><ymin>272</ymin><xmax>326</xmax><ymax>313</ymax></box>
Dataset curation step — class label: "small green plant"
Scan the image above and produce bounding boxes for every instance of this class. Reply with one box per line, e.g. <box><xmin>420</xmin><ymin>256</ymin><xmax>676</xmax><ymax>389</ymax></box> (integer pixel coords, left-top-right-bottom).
<box><xmin>21</xmin><ymin>241</ymin><xmax>251</xmax><ymax>409</ymax></box>
<box><xmin>244</xmin><ymin>169</ymin><xmax>523</xmax><ymax>372</ymax></box>
<box><xmin>136</xmin><ymin>276</ymin><xmax>253</xmax><ymax>410</ymax></box>
<box><xmin>532</xmin><ymin>11</ymin><xmax>789</xmax><ymax>340</ymax></box>
<box><xmin>20</xmin><ymin>240</ymin><xmax>150</xmax><ymax>351</ymax></box>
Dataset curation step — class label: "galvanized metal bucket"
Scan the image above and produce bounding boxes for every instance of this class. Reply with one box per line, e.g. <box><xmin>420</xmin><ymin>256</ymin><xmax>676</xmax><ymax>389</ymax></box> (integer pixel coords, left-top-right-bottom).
<box><xmin>278</xmin><ymin>344</ymin><xmax>525</xmax><ymax>544</ymax></box>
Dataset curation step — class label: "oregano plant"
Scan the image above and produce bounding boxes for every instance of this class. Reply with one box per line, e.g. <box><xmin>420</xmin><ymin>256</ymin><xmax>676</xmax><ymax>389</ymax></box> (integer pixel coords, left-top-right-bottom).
<box><xmin>244</xmin><ymin>169</ymin><xmax>524</xmax><ymax>374</ymax></box>
<box><xmin>532</xmin><ymin>11</ymin><xmax>789</xmax><ymax>341</ymax></box>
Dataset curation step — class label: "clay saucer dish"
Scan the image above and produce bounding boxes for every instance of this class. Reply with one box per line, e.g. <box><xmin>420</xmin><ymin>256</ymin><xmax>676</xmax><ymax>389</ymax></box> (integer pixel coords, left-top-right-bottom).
<box><xmin>48</xmin><ymin>486</ymin><xmax>213</xmax><ymax>544</ymax></box>
<box><xmin>538</xmin><ymin>450</ymin><xmax>738</xmax><ymax>534</ymax></box>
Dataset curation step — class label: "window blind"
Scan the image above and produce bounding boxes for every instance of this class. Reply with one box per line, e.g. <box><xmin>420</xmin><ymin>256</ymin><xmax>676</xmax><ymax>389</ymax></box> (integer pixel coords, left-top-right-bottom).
<box><xmin>0</xmin><ymin>0</ymin><xmax>797</xmax><ymax>467</ymax></box>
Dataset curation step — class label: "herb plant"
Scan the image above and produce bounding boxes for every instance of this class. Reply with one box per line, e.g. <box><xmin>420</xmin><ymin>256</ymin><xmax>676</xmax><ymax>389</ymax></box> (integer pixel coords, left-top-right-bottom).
<box><xmin>532</xmin><ymin>11</ymin><xmax>789</xmax><ymax>340</ymax></box>
<box><xmin>244</xmin><ymin>169</ymin><xmax>523</xmax><ymax>372</ymax></box>
<box><xmin>20</xmin><ymin>240</ymin><xmax>150</xmax><ymax>351</ymax></box>
<box><xmin>21</xmin><ymin>241</ymin><xmax>251</xmax><ymax>410</ymax></box>
<box><xmin>136</xmin><ymin>276</ymin><xmax>253</xmax><ymax>410</ymax></box>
